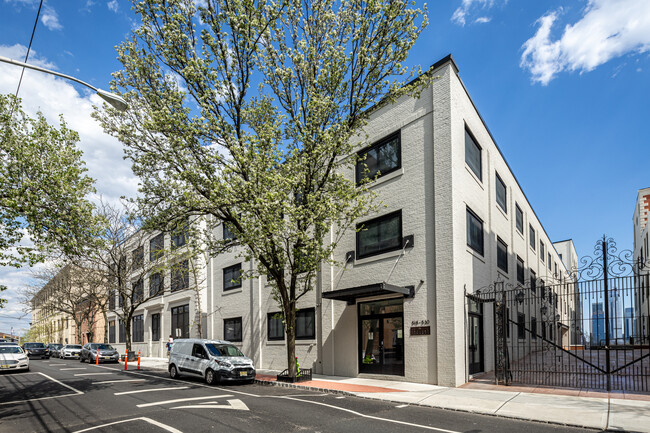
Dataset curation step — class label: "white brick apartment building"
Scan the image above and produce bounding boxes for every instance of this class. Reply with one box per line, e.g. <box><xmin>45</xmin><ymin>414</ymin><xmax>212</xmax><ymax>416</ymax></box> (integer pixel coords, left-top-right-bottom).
<box><xmin>201</xmin><ymin>55</ymin><xmax>572</xmax><ymax>387</ymax></box>
<box><xmin>633</xmin><ymin>187</ymin><xmax>650</xmax><ymax>341</ymax></box>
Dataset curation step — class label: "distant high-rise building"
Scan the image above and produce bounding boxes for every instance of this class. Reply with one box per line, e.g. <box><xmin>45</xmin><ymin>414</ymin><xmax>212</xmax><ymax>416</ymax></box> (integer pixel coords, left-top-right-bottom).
<box><xmin>624</xmin><ymin>307</ymin><xmax>636</xmax><ymax>342</ymax></box>
<box><xmin>591</xmin><ymin>302</ymin><xmax>606</xmax><ymax>345</ymax></box>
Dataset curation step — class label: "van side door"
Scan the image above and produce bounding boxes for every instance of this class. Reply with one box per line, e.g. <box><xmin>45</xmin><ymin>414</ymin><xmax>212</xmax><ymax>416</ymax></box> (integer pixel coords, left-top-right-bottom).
<box><xmin>188</xmin><ymin>343</ymin><xmax>209</xmax><ymax>376</ymax></box>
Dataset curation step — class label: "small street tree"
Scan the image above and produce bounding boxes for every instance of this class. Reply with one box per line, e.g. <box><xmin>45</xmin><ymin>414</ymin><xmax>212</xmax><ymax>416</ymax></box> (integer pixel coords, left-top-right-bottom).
<box><xmin>0</xmin><ymin>94</ymin><xmax>97</xmax><ymax>273</ymax></box>
<box><xmin>96</xmin><ymin>0</ymin><xmax>428</xmax><ymax>377</ymax></box>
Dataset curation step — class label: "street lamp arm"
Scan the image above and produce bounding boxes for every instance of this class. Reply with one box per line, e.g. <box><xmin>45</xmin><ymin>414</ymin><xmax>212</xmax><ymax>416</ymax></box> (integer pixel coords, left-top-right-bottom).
<box><xmin>0</xmin><ymin>55</ymin><xmax>128</xmax><ymax>111</ymax></box>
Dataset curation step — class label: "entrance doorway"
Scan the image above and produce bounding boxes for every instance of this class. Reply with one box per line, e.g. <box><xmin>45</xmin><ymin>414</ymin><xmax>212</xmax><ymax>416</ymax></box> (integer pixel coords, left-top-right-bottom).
<box><xmin>358</xmin><ymin>298</ymin><xmax>404</xmax><ymax>375</ymax></box>
<box><xmin>468</xmin><ymin>298</ymin><xmax>484</xmax><ymax>375</ymax></box>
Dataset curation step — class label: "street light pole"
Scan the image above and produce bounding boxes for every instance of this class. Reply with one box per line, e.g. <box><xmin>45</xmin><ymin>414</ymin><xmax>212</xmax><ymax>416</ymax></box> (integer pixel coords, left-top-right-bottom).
<box><xmin>0</xmin><ymin>55</ymin><xmax>128</xmax><ymax>111</ymax></box>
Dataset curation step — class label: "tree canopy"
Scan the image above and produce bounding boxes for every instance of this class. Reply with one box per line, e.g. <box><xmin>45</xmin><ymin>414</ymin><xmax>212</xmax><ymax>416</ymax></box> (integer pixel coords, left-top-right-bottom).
<box><xmin>96</xmin><ymin>0</ymin><xmax>428</xmax><ymax>376</ymax></box>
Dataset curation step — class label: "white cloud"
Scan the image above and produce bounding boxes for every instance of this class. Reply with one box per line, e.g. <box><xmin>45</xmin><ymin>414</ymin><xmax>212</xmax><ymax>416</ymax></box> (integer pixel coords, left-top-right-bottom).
<box><xmin>452</xmin><ymin>0</ymin><xmax>494</xmax><ymax>26</ymax></box>
<box><xmin>474</xmin><ymin>16</ymin><xmax>491</xmax><ymax>24</ymax></box>
<box><xmin>521</xmin><ymin>0</ymin><xmax>650</xmax><ymax>85</ymax></box>
<box><xmin>107</xmin><ymin>0</ymin><xmax>118</xmax><ymax>13</ymax></box>
<box><xmin>41</xmin><ymin>5</ymin><xmax>62</xmax><ymax>30</ymax></box>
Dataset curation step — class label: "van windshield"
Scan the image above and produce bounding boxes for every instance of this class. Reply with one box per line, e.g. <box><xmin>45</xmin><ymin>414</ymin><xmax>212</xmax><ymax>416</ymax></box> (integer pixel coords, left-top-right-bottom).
<box><xmin>205</xmin><ymin>344</ymin><xmax>244</xmax><ymax>357</ymax></box>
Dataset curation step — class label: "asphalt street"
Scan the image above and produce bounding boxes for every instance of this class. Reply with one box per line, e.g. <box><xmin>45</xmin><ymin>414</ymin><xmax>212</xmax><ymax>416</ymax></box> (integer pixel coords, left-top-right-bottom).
<box><xmin>0</xmin><ymin>358</ymin><xmax>595</xmax><ymax>433</ymax></box>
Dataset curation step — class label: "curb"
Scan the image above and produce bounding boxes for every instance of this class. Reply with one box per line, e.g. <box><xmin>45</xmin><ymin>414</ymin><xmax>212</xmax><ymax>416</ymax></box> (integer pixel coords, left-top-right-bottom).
<box><xmin>254</xmin><ymin>379</ymin><xmax>605</xmax><ymax>432</ymax></box>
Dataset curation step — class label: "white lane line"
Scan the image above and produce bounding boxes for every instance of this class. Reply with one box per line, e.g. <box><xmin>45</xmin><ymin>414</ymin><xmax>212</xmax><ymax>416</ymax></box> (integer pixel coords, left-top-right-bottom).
<box><xmin>73</xmin><ymin>417</ymin><xmax>182</xmax><ymax>433</ymax></box>
<box><xmin>278</xmin><ymin>396</ymin><xmax>461</xmax><ymax>433</ymax></box>
<box><xmin>38</xmin><ymin>372</ymin><xmax>84</xmax><ymax>395</ymax></box>
<box><xmin>396</xmin><ymin>404</ymin><xmax>408</xmax><ymax>408</ymax></box>
<box><xmin>50</xmin><ymin>363</ymin><xmax>66</xmax><ymax>366</ymax></box>
<box><xmin>60</xmin><ymin>368</ymin><xmax>87</xmax><ymax>371</ymax></box>
<box><xmin>335</xmin><ymin>396</ymin><xmax>346</xmax><ymax>399</ymax></box>
<box><xmin>0</xmin><ymin>373</ymin><xmax>84</xmax><ymax>406</ymax></box>
<box><xmin>74</xmin><ymin>373</ymin><xmax>115</xmax><ymax>377</ymax></box>
<box><xmin>93</xmin><ymin>379</ymin><xmax>146</xmax><ymax>384</ymax></box>
<box><xmin>171</xmin><ymin>398</ymin><xmax>249</xmax><ymax>411</ymax></box>
<box><xmin>114</xmin><ymin>386</ymin><xmax>189</xmax><ymax>395</ymax></box>
<box><xmin>137</xmin><ymin>395</ymin><xmax>232</xmax><ymax>408</ymax></box>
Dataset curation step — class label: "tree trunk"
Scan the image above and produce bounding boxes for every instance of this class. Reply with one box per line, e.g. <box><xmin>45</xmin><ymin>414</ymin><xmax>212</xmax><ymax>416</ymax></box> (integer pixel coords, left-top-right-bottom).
<box><xmin>124</xmin><ymin>317</ymin><xmax>132</xmax><ymax>352</ymax></box>
<box><xmin>285</xmin><ymin>307</ymin><xmax>297</xmax><ymax>378</ymax></box>
<box><xmin>102</xmin><ymin>309</ymin><xmax>109</xmax><ymax>343</ymax></box>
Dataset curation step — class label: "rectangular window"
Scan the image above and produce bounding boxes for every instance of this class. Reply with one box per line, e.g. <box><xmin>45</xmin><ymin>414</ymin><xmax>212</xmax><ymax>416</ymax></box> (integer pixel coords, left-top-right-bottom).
<box><xmin>118</xmin><ymin>320</ymin><xmax>125</xmax><ymax>343</ymax></box>
<box><xmin>531</xmin><ymin>270</ymin><xmax>537</xmax><ymax>293</ymax></box>
<box><xmin>517</xmin><ymin>313</ymin><xmax>526</xmax><ymax>339</ymax></box>
<box><xmin>540</xmin><ymin>242</ymin><xmax>545</xmax><ymax>262</ymax></box>
<box><xmin>529</xmin><ymin>225</ymin><xmax>536</xmax><ymax>251</ymax></box>
<box><xmin>517</xmin><ymin>256</ymin><xmax>525</xmax><ymax>284</ymax></box>
<box><xmin>171</xmin><ymin>260</ymin><xmax>189</xmax><ymax>292</ymax></box>
<box><xmin>356</xmin><ymin>131</ymin><xmax>401</xmax><ymax>184</ymax></box>
<box><xmin>149</xmin><ymin>233</ymin><xmax>164</xmax><ymax>261</ymax></box>
<box><xmin>495</xmin><ymin>172</ymin><xmax>507</xmax><ymax>213</ymax></box>
<box><xmin>497</xmin><ymin>237</ymin><xmax>508</xmax><ymax>272</ymax></box>
<box><xmin>132</xmin><ymin>280</ymin><xmax>144</xmax><ymax>303</ymax></box>
<box><xmin>515</xmin><ymin>204</ymin><xmax>523</xmax><ymax>234</ymax></box>
<box><xmin>466</xmin><ymin>208</ymin><xmax>484</xmax><ymax>255</ymax></box>
<box><xmin>108</xmin><ymin>289</ymin><xmax>116</xmax><ymax>311</ymax></box>
<box><xmin>296</xmin><ymin>308</ymin><xmax>316</xmax><ymax>340</ymax></box>
<box><xmin>133</xmin><ymin>315</ymin><xmax>144</xmax><ymax>342</ymax></box>
<box><xmin>223</xmin><ymin>222</ymin><xmax>236</xmax><ymax>241</ymax></box>
<box><xmin>151</xmin><ymin>313</ymin><xmax>160</xmax><ymax>341</ymax></box>
<box><xmin>171</xmin><ymin>219</ymin><xmax>188</xmax><ymax>249</ymax></box>
<box><xmin>149</xmin><ymin>272</ymin><xmax>164</xmax><ymax>297</ymax></box>
<box><xmin>223</xmin><ymin>263</ymin><xmax>242</xmax><ymax>291</ymax></box>
<box><xmin>531</xmin><ymin>317</ymin><xmax>537</xmax><ymax>340</ymax></box>
<box><xmin>548</xmin><ymin>253</ymin><xmax>552</xmax><ymax>270</ymax></box>
<box><xmin>108</xmin><ymin>321</ymin><xmax>115</xmax><ymax>344</ymax></box>
<box><xmin>554</xmin><ymin>262</ymin><xmax>558</xmax><ymax>277</ymax></box>
<box><xmin>267</xmin><ymin>312</ymin><xmax>284</xmax><ymax>341</ymax></box>
<box><xmin>132</xmin><ymin>246</ymin><xmax>144</xmax><ymax>270</ymax></box>
<box><xmin>356</xmin><ymin>210</ymin><xmax>402</xmax><ymax>259</ymax></box>
<box><xmin>464</xmin><ymin>128</ymin><xmax>482</xmax><ymax>181</ymax></box>
<box><xmin>171</xmin><ymin>304</ymin><xmax>189</xmax><ymax>338</ymax></box>
<box><xmin>224</xmin><ymin>317</ymin><xmax>242</xmax><ymax>342</ymax></box>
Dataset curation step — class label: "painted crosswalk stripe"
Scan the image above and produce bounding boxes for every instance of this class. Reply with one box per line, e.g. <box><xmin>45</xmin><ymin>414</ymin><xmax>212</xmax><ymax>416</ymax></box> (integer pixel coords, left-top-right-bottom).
<box><xmin>60</xmin><ymin>368</ymin><xmax>87</xmax><ymax>371</ymax></box>
<box><xmin>114</xmin><ymin>386</ymin><xmax>189</xmax><ymax>395</ymax></box>
<box><xmin>74</xmin><ymin>373</ymin><xmax>115</xmax><ymax>377</ymax></box>
<box><xmin>93</xmin><ymin>379</ymin><xmax>146</xmax><ymax>384</ymax></box>
<box><xmin>137</xmin><ymin>395</ymin><xmax>232</xmax><ymax>408</ymax></box>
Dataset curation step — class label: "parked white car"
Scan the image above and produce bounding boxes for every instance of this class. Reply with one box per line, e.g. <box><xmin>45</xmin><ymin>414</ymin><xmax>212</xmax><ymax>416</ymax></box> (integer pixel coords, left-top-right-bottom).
<box><xmin>59</xmin><ymin>344</ymin><xmax>82</xmax><ymax>359</ymax></box>
<box><xmin>0</xmin><ymin>345</ymin><xmax>30</xmax><ymax>372</ymax></box>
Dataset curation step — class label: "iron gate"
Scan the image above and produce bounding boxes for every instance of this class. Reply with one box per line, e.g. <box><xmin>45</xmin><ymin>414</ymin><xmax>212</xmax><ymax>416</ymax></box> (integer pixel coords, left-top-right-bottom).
<box><xmin>469</xmin><ymin>237</ymin><xmax>650</xmax><ymax>391</ymax></box>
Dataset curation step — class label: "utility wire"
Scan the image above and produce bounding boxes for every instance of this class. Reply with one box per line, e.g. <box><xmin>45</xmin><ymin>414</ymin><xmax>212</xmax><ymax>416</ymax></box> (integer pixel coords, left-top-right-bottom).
<box><xmin>15</xmin><ymin>0</ymin><xmax>44</xmax><ymax>99</ymax></box>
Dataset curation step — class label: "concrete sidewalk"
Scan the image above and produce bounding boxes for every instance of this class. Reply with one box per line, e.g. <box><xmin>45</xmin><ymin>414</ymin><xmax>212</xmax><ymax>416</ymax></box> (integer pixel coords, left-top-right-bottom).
<box><xmin>134</xmin><ymin>358</ymin><xmax>650</xmax><ymax>432</ymax></box>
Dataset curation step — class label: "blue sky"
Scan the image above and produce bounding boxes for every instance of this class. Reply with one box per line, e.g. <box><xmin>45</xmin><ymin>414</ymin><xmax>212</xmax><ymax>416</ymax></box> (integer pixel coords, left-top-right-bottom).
<box><xmin>1</xmin><ymin>0</ymin><xmax>649</xmax><ymax>333</ymax></box>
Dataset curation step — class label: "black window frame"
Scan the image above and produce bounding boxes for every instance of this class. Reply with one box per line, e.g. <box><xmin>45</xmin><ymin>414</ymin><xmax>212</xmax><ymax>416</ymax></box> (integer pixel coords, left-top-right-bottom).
<box><xmin>132</xmin><ymin>246</ymin><xmax>144</xmax><ymax>270</ymax></box>
<box><xmin>223</xmin><ymin>263</ymin><xmax>242</xmax><ymax>291</ymax></box>
<box><xmin>118</xmin><ymin>320</ymin><xmax>125</xmax><ymax>343</ymax></box>
<box><xmin>132</xmin><ymin>314</ymin><xmax>144</xmax><ymax>342</ymax></box>
<box><xmin>224</xmin><ymin>317</ymin><xmax>242</xmax><ymax>342</ymax></box>
<box><xmin>132</xmin><ymin>279</ymin><xmax>144</xmax><ymax>303</ymax></box>
<box><xmin>516</xmin><ymin>256</ymin><xmax>525</xmax><ymax>284</ymax></box>
<box><xmin>149</xmin><ymin>233</ymin><xmax>165</xmax><ymax>261</ymax></box>
<box><xmin>466</xmin><ymin>207</ymin><xmax>484</xmax><ymax>256</ymax></box>
<box><xmin>515</xmin><ymin>204</ymin><xmax>524</xmax><ymax>234</ymax></box>
<box><xmin>223</xmin><ymin>222</ymin><xmax>236</xmax><ymax>241</ymax></box>
<box><xmin>171</xmin><ymin>260</ymin><xmax>189</xmax><ymax>292</ymax></box>
<box><xmin>548</xmin><ymin>253</ymin><xmax>552</xmax><ymax>270</ymax></box>
<box><xmin>296</xmin><ymin>308</ymin><xmax>316</xmax><ymax>340</ymax></box>
<box><xmin>517</xmin><ymin>313</ymin><xmax>526</xmax><ymax>340</ymax></box>
<box><xmin>464</xmin><ymin>127</ymin><xmax>482</xmax><ymax>181</ymax></box>
<box><xmin>149</xmin><ymin>272</ymin><xmax>164</xmax><ymax>297</ymax></box>
<box><xmin>495</xmin><ymin>172</ymin><xmax>507</xmax><ymax>213</ymax></box>
<box><xmin>540</xmin><ymin>241</ymin><xmax>545</xmax><ymax>262</ymax></box>
<box><xmin>530</xmin><ymin>270</ymin><xmax>537</xmax><ymax>293</ymax></box>
<box><xmin>497</xmin><ymin>237</ymin><xmax>508</xmax><ymax>273</ymax></box>
<box><xmin>355</xmin><ymin>131</ymin><xmax>401</xmax><ymax>185</ymax></box>
<box><xmin>171</xmin><ymin>304</ymin><xmax>190</xmax><ymax>339</ymax></box>
<box><xmin>356</xmin><ymin>210</ymin><xmax>403</xmax><ymax>259</ymax></box>
<box><xmin>267</xmin><ymin>312</ymin><xmax>284</xmax><ymax>341</ymax></box>
<box><xmin>529</xmin><ymin>225</ymin><xmax>536</xmax><ymax>251</ymax></box>
<box><xmin>108</xmin><ymin>321</ymin><xmax>115</xmax><ymax>344</ymax></box>
<box><xmin>171</xmin><ymin>218</ymin><xmax>189</xmax><ymax>249</ymax></box>
<box><xmin>151</xmin><ymin>313</ymin><xmax>160</xmax><ymax>341</ymax></box>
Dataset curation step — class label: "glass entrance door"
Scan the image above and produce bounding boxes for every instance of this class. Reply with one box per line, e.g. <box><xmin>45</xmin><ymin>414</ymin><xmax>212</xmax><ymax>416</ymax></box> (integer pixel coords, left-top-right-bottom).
<box><xmin>468</xmin><ymin>299</ymin><xmax>484</xmax><ymax>375</ymax></box>
<box><xmin>359</xmin><ymin>299</ymin><xmax>404</xmax><ymax>375</ymax></box>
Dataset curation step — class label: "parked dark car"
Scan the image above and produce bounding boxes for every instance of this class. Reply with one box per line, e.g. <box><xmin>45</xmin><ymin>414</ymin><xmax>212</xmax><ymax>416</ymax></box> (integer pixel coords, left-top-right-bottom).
<box><xmin>46</xmin><ymin>343</ymin><xmax>63</xmax><ymax>358</ymax></box>
<box><xmin>80</xmin><ymin>343</ymin><xmax>120</xmax><ymax>363</ymax></box>
<box><xmin>22</xmin><ymin>342</ymin><xmax>49</xmax><ymax>359</ymax></box>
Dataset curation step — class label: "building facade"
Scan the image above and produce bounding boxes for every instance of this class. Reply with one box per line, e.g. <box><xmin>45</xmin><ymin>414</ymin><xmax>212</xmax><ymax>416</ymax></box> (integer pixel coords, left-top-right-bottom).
<box><xmin>633</xmin><ymin>187</ymin><xmax>650</xmax><ymax>342</ymax></box>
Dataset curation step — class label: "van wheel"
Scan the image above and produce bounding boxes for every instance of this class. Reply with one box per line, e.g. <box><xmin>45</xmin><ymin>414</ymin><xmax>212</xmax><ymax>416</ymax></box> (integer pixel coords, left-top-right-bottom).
<box><xmin>205</xmin><ymin>369</ymin><xmax>218</xmax><ymax>385</ymax></box>
<box><xmin>169</xmin><ymin>364</ymin><xmax>179</xmax><ymax>379</ymax></box>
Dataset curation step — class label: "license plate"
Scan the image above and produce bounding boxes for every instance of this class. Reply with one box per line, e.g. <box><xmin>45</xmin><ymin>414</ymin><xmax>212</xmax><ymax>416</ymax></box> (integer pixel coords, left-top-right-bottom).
<box><xmin>1</xmin><ymin>365</ymin><xmax>9</xmax><ymax>369</ymax></box>
<box><xmin>239</xmin><ymin>371</ymin><xmax>247</xmax><ymax>377</ymax></box>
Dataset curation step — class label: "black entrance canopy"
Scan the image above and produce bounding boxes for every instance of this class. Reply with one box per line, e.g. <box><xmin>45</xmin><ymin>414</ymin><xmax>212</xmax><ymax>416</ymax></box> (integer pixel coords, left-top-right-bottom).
<box><xmin>321</xmin><ymin>283</ymin><xmax>414</xmax><ymax>305</ymax></box>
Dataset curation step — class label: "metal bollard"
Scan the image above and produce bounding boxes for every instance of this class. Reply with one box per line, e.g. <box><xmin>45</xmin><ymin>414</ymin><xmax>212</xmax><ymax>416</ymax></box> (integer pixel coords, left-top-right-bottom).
<box><xmin>137</xmin><ymin>350</ymin><xmax>141</xmax><ymax>370</ymax></box>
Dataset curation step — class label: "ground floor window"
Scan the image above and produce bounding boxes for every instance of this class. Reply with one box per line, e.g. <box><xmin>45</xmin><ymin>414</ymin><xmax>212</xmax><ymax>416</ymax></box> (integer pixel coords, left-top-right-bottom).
<box><xmin>151</xmin><ymin>313</ymin><xmax>160</xmax><ymax>341</ymax></box>
<box><xmin>171</xmin><ymin>304</ymin><xmax>189</xmax><ymax>338</ymax></box>
<box><xmin>267</xmin><ymin>312</ymin><xmax>284</xmax><ymax>341</ymax></box>
<box><xmin>296</xmin><ymin>308</ymin><xmax>315</xmax><ymax>340</ymax></box>
<box><xmin>224</xmin><ymin>317</ymin><xmax>242</xmax><ymax>342</ymax></box>
<box><xmin>133</xmin><ymin>315</ymin><xmax>144</xmax><ymax>342</ymax></box>
<box><xmin>118</xmin><ymin>320</ymin><xmax>125</xmax><ymax>343</ymax></box>
<box><xmin>108</xmin><ymin>321</ymin><xmax>115</xmax><ymax>344</ymax></box>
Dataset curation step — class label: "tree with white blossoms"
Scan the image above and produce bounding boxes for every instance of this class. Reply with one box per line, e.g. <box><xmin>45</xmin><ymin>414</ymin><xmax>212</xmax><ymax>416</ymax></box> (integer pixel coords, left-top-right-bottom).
<box><xmin>96</xmin><ymin>0</ymin><xmax>428</xmax><ymax>378</ymax></box>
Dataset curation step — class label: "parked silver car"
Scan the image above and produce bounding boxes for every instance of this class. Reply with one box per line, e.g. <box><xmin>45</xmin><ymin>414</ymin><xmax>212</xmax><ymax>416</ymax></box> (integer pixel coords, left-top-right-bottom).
<box><xmin>168</xmin><ymin>338</ymin><xmax>255</xmax><ymax>384</ymax></box>
<box><xmin>80</xmin><ymin>343</ymin><xmax>120</xmax><ymax>363</ymax></box>
<box><xmin>59</xmin><ymin>344</ymin><xmax>82</xmax><ymax>359</ymax></box>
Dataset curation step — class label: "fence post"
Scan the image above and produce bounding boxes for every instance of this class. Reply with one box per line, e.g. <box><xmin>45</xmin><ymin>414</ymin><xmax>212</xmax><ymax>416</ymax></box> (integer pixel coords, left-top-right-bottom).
<box><xmin>602</xmin><ymin>237</ymin><xmax>611</xmax><ymax>392</ymax></box>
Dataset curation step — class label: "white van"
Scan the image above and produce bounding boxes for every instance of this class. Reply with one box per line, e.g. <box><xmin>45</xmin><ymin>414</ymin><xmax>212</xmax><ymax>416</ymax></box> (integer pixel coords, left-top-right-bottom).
<box><xmin>168</xmin><ymin>338</ymin><xmax>256</xmax><ymax>384</ymax></box>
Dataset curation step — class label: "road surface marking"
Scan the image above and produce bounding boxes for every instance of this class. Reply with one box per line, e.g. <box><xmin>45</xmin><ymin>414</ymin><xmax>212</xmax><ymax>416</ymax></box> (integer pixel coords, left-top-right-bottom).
<box><xmin>137</xmin><ymin>395</ymin><xmax>232</xmax><ymax>408</ymax></box>
<box><xmin>73</xmin><ymin>417</ymin><xmax>182</xmax><ymax>433</ymax></box>
<box><xmin>279</xmin><ymin>396</ymin><xmax>462</xmax><ymax>433</ymax></box>
<box><xmin>114</xmin><ymin>386</ymin><xmax>189</xmax><ymax>395</ymax></box>
<box><xmin>94</xmin><ymin>379</ymin><xmax>146</xmax><ymax>384</ymax></box>
<box><xmin>336</xmin><ymin>396</ymin><xmax>346</xmax><ymax>399</ymax></box>
<box><xmin>60</xmin><ymin>368</ymin><xmax>87</xmax><ymax>371</ymax></box>
<box><xmin>396</xmin><ymin>404</ymin><xmax>408</xmax><ymax>408</ymax></box>
<box><xmin>171</xmin><ymin>398</ymin><xmax>249</xmax><ymax>411</ymax></box>
<box><xmin>74</xmin><ymin>373</ymin><xmax>115</xmax><ymax>377</ymax></box>
<box><xmin>50</xmin><ymin>363</ymin><xmax>66</xmax><ymax>366</ymax></box>
<box><xmin>0</xmin><ymin>373</ymin><xmax>83</xmax><ymax>406</ymax></box>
